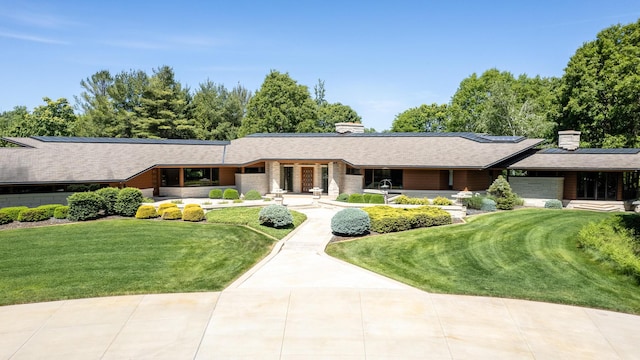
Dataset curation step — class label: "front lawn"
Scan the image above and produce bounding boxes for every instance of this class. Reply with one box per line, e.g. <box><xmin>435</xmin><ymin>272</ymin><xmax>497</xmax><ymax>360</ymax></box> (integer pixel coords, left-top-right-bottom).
<box><xmin>326</xmin><ymin>209</ymin><xmax>640</xmax><ymax>314</ymax></box>
<box><xmin>206</xmin><ymin>206</ymin><xmax>307</xmax><ymax>239</ymax></box>
<box><xmin>0</xmin><ymin>219</ymin><xmax>275</xmax><ymax>306</ymax></box>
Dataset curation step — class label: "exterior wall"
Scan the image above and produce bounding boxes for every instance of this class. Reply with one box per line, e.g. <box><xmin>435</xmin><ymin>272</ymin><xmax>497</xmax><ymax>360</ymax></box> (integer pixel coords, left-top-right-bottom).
<box><xmin>159</xmin><ymin>186</ymin><xmax>233</xmax><ymax>198</ymax></box>
<box><xmin>235</xmin><ymin>173</ymin><xmax>269</xmax><ymax>195</ymax></box>
<box><xmin>328</xmin><ymin>162</ymin><xmax>341</xmax><ymax>198</ymax></box>
<box><xmin>343</xmin><ymin>174</ymin><xmax>363</xmax><ymax>194</ymax></box>
<box><xmin>510</xmin><ymin>177</ymin><xmax>564</xmax><ymax>199</ymax></box>
<box><xmin>292</xmin><ymin>166</ymin><xmax>302</xmax><ymax>193</ymax></box>
<box><xmin>0</xmin><ymin>192</ymin><xmax>76</xmax><ymax>207</ymax></box>
<box><xmin>268</xmin><ymin>161</ymin><xmax>281</xmax><ymax>192</ymax></box>
<box><xmin>403</xmin><ymin>169</ymin><xmax>448</xmax><ymax>190</ymax></box>
<box><xmin>563</xmin><ymin>172</ymin><xmax>578</xmax><ymax>200</ymax></box>
<box><xmin>452</xmin><ymin>170</ymin><xmax>491</xmax><ymax>191</ymax></box>
<box><xmin>125</xmin><ymin>170</ymin><xmax>154</xmax><ymax>189</ymax></box>
<box><xmin>219</xmin><ymin>167</ymin><xmax>237</xmax><ymax>186</ymax></box>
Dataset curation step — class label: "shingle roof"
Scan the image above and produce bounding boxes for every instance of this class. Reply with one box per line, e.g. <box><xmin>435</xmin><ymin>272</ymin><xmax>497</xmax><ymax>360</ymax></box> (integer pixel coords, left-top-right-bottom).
<box><xmin>0</xmin><ymin>137</ymin><xmax>227</xmax><ymax>184</ymax></box>
<box><xmin>508</xmin><ymin>148</ymin><xmax>640</xmax><ymax>171</ymax></box>
<box><xmin>224</xmin><ymin>133</ymin><xmax>543</xmax><ymax>168</ymax></box>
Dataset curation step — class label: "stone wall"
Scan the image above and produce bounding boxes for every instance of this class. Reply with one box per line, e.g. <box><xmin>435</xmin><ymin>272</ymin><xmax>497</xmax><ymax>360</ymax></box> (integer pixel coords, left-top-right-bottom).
<box><xmin>235</xmin><ymin>173</ymin><xmax>269</xmax><ymax>195</ymax></box>
<box><xmin>343</xmin><ymin>174</ymin><xmax>363</xmax><ymax>194</ymax></box>
<box><xmin>509</xmin><ymin>177</ymin><xmax>564</xmax><ymax>200</ymax></box>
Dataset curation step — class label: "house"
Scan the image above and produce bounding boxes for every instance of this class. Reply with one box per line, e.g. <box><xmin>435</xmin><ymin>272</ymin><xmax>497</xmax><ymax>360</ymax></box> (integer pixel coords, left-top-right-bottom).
<box><xmin>1</xmin><ymin>123</ymin><xmax>638</xmax><ymax>207</ymax></box>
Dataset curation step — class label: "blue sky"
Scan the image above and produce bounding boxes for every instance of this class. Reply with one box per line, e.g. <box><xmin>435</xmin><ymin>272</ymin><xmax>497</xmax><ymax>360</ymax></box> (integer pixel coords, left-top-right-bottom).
<box><xmin>1</xmin><ymin>1</ymin><xmax>639</xmax><ymax>131</ymax></box>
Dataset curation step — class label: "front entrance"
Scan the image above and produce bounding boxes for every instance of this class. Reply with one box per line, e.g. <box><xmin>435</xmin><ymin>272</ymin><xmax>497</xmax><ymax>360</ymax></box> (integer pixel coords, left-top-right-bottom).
<box><xmin>301</xmin><ymin>167</ymin><xmax>314</xmax><ymax>193</ymax></box>
<box><xmin>577</xmin><ymin>172</ymin><xmax>618</xmax><ymax>200</ymax></box>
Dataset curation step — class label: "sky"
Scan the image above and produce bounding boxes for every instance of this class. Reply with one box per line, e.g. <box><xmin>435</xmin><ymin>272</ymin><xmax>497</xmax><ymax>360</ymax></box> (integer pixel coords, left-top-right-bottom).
<box><xmin>1</xmin><ymin>1</ymin><xmax>639</xmax><ymax>132</ymax></box>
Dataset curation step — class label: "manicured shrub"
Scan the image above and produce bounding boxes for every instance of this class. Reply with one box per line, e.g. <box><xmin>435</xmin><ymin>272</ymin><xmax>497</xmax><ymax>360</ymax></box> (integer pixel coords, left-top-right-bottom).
<box><xmin>233</xmin><ymin>199</ymin><xmax>243</xmax><ymax>203</ymax></box>
<box><xmin>53</xmin><ymin>206</ymin><xmax>69</xmax><ymax>219</ymax></box>
<box><xmin>393</xmin><ymin>195</ymin><xmax>430</xmax><ymax>205</ymax></box>
<box><xmin>331</xmin><ymin>208</ymin><xmax>370</xmax><ymax>236</ymax></box>
<box><xmin>67</xmin><ymin>191</ymin><xmax>105</xmax><ymax>221</ymax></box>
<box><xmin>488</xmin><ymin>175</ymin><xmax>517</xmax><ymax>210</ymax></box>
<box><xmin>209</xmin><ymin>189</ymin><xmax>223</xmax><ymax>199</ymax></box>
<box><xmin>18</xmin><ymin>208</ymin><xmax>50</xmax><ymax>222</ymax></box>
<box><xmin>348</xmin><ymin>193</ymin><xmax>365</xmax><ymax>203</ymax></box>
<box><xmin>135</xmin><ymin>205</ymin><xmax>159</xmax><ymax>219</ymax></box>
<box><xmin>480</xmin><ymin>198</ymin><xmax>497</xmax><ymax>212</ymax></box>
<box><xmin>142</xmin><ymin>197</ymin><xmax>155</xmax><ymax>203</ymax></box>
<box><xmin>363</xmin><ymin>193</ymin><xmax>372</xmax><ymax>203</ymax></box>
<box><xmin>184</xmin><ymin>203</ymin><xmax>201</xmax><ymax>209</ymax></box>
<box><xmin>115</xmin><ymin>187</ymin><xmax>143</xmax><ymax>217</ymax></box>
<box><xmin>336</xmin><ymin>193</ymin><xmax>349</xmax><ymax>202</ymax></box>
<box><xmin>369</xmin><ymin>194</ymin><xmax>385</xmax><ymax>204</ymax></box>
<box><xmin>183</xmin><ymin>206</ymin><xmax>205</xmax><ymax>222</ymax></box>
<box><xmin>364</xmin><ymin>206</ymin><xmax>452</xmax><ymax>234</ymax></box>
<box><xmin>545</xmin><ymin>199</ymin><xmax>563</xmax><ymax>209</ymax></box>
<box><xmin>432</xmin><ymin>196</ymin><xmax>453</xmax><ymax>206</ymax></box>
<box><xmin>171</xmin><ymin>199</ymin><xmax>183</xmax><ymax>204</ymax></box>
<box><xmin>258</xmin><ymin>204</ymin><xmax>293</xmax><ymax>228</ymax></box>
<box><xmin>244</xmin><ymin>189</ymin><xmax>262</xmax><ymax>200</ymax></box>
<box><xmin>35</xmin><ymin>204</ymin><xmax>63</xmax><ymax>218</ymax></box>
<box><xmin>95</xmin><ymin>187</ymin><xmax>120</xmax><ymax>215</ymax></box>
<box><xmin>495</xmin><ymin>196</ymin><xmax>516</xmax><ymax>210</ymax></box>
<box><xmin>162</xmin><ymin>207</ymin><xmax>182</xmax><ymax>220</ymax></box>
<box><xmin>0</xmin><ymin>212</ymin><xmax>13</xmax><ymax>225</ymax></box>
<box><xmin>0</xmin><ymin>206</ymin><xmax>29</xmax><ymax>221</ymax></box>
<box><xmin>157</xmin><ymin>203</ymin><xmax>178</xmax><ymax>216</ymax></box>
<box><xmin>223</xmin><ymin>188</ymin><xmax>240</xmax><ymax>200</ymax></box>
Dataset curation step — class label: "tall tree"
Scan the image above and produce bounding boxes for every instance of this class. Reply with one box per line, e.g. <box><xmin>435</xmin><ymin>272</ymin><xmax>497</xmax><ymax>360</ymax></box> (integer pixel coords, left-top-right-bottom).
<box><xmin>109</xmin><ymin>69</ymin><xmax>149</xmax><ymax>138</ymax></box>
<box><xmin>74</xmin><ymin>70</ymin><xmax>115</xmax><ymax>137</ymax></box>
<box><xmin>238</xmin><ymin>70</ymin><xmax>317</xmax><ymax>136</ymax></box>
<box><xmin>558</xmin><ymin>19</ymin><xmax>640</xmax><ymax>147</ymax></box>
<box><xmin>9</xmin><ymin>98</ymin><xmax>76</xmax><ymax>137</ymax></box>
<box><xmin>191</xmin><ymin>80</ymin><xmax>251</xmax><ymax>140</ymax></box>
<box><xmin>0</xmin><ymin>106</ymin><xmax>28</xmax><ymax>137</ymax></box>
<box><xmin>317</xmin><ymin>102</ymin><xmax>361</xmax><ymax>132</ymax></box>
<box><xmin>133</xmin><ymin>66</ymin><xmax>193</xmax><ymax>139</ymax></box>
<box><xmin>391</xmin><ymin>103</ymin><xmax>448</xmax><ymax>132</ymax></box>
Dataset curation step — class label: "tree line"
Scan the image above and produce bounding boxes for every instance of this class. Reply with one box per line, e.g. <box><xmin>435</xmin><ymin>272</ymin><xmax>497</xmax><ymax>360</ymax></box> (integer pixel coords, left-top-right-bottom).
<box><xmin>1</xmin><ymin>19</ymin><xmax>639</xmax><ymax>148</ymax></box>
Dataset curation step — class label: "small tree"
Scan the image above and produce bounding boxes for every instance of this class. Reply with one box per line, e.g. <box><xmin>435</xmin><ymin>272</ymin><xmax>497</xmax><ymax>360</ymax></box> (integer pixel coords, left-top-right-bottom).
<box><xmin>487</xmin><ymin>175</ymin><xmax>517</xmax><ymax>210</ymax></box>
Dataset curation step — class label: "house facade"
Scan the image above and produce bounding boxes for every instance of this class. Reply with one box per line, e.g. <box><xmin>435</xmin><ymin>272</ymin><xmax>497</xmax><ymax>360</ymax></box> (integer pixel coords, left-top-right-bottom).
<box><xmin>1</xmin><ymin>124</ymin><xmax>638</xmax><ymax>207</ymax></box>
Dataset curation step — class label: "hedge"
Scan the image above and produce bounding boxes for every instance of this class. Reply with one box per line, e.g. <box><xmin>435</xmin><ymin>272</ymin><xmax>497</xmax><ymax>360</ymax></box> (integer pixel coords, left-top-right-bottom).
<box><xmin>258</xmin><ymin>204</ymin><xmax>293</xmax><ymax>228</ymax></box>
<box><xmin>135</xmin><ymin>205</ymin><xmax>159</xmax><ymax>219</ymax></box>
<box><xmin>17</xmin><ymin>208</ymin><xmax>50</xmax><ymax>222</ymax></box>
<box><xmin>36</xmin><ymin>204</ymin><xmax>63</xmax><ymax>218</ymax></box>
<box><xmin>393</xmin><ymin>195</ymin><xmax>430</xmax><ymax>205</ymax></box>
<box><xmin>0</xmin><ymin>206</ymin><xmax>29</xmax><ymax>221</ymax></box>
<box><xmin>162</xmin><ymin>207</ymin><xmax>182</xmax><ymax>220</ymax></box>
<box><xmin>368</xmin><ymin>194</ymin><xmax>385</xmax><ymax>204</ymax></box>
<box><xmin>53</xmin><ymin>206</ymin><xmax>69</xmax><ymax>219</ymax></box>
<box><xmin>223</xmin><ymin>188</ymin><xmax>240</xmax><ymax>200</ymax></box>
<box><xmin>244</xmin><ymin>189</ymin><xmax>262</xmax><ymax>200</ymax></box>
<box><xmin>336</xmin><ymin>193</ymin><xmax>349</xmax><ymax>202</ymax></box>
<box><xmin>96</xmin><ymin>187</ymin><xmax>120</xmax><ymax>215</ymax></box>
<box><xmin>432</xmin><ymin>196</ymin><xmax>453</xmax><ymax>206</ymax></box>
<box><xmin>67</xmin><ymin>191</ymin><xmax>104</xmax><ymax>221</ymax></box>
<box><xmin>115</xmin><ymin>187</ymin><xmax>143</xmax><ymax>217</ymax></box>
<box><xmin>157</xmin><ymin>203</ymin><xmax>178</xmax><ymax>216</ymax></box>
<box><xmin>0</xmin><ymin>212</ymin><xmax>12</xmax><ymax>225</ymax></box>
<box><xmin>364</xmin><ymin>206</ymin><xmax>451</xmax><ymax>234</ymax></box>
<box><xmin>183</xmin><ymin>206</ymin><xmax>205</xmax><ymax>222</ymax></box>
<box><xmin>209</xmin><ymin>189</ymin><xmax>223</xmax><ymax>199</ymax></box>
<box><xmin>348</xmin><ymin>193</ymin><xmax>365</xmax><ymax>203</ymax></box>
<box><xmin>331</xmin><ymin>208</ymin><xmax>370</xmax><ymax>236</ymax></box>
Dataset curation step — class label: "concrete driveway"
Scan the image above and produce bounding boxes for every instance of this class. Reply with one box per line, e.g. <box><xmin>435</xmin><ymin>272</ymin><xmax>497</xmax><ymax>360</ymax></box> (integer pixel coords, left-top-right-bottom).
<box><xmin>2</xmin><ymin>203</ymin><xmax>640</xmax><ymax>359</ymax></box>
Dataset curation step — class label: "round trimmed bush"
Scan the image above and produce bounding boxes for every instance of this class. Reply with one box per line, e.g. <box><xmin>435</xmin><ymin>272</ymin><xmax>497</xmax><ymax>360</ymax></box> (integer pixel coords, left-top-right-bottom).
<box><xmin>53</xmin><ymin>206</ymin><xmax>69</xmax><ymax>219</ymax></box>
<box><xmin>209</xmin><ymin>189</ymin><xmax>223</xmax><ymax>199</ymax></box>
<box><xmin>545</xmin><ymin>199</ymin><xmax>563</xmax><ymax>209</ymax></box>
<box><xmin>259</xmin><ymin>204</ymin><xmax>293</xmax><ymax>228</ymax></box>
<box><xmin>36</xmin><ymin>204</ymin><xmax>63</xmax><ymax>218</ymax></box>
<box><xmin>115</xmin><ymin>187</ymin><xmax>143</xmax><ymax>217</ymax></box>
<box><xmin>183</xmin><ymin>207</ymin><xmax>205</xmax><ymax>222</ymax></box>
<box><xmin>331</xmin><ymin>208</ymin><xmax>370</xmax><ymax>236</ymax></box>
<box><xmin>157</xmin><ymin>203</ymin><xmax>178</xmax><ymax>216</ymax></box>
<box><xmin>480</xmin><ymin>198</ymin><xmax>497</xmax><ymax>212</ymax></box>
<box><xmin>348</xmin><ymin>193</ymin><xmax>365</xmax><ymax>203</ymax></box>
<box><xmin>223</xmin><ymin>188</ymin><xmax>240</xmax><ymax>200</ymax></box>
<box><xmin>162</xmin><ymin>207</ymin><xmax>182</xmax><ymax>220</ymax></box>
<box><xmin>67</xmin><ymin>191</ymin><xmax>105</xmax><ymax>221</ymax></box>
<box><xmin>96</xmin><ymin>187</ymin><xmax>120</xmax><ymax>215</ymax></box>
<box><xmin>0</xmin><ymin>212</ymin><xmax>13</xmax><ymax>225</ymax></box>
<box><xmin>184</xmin><ymin>203</ymin><xmax>202</xmax><ymax>209</ymax></box>
<box><xmin>18</xmin><ymin>208</ymin><xmax>50</xmax><ymax>222</ymax></box>
<box><xmin>336</xmin><ymin>193</ymin><xmax>349</xmax><ymax>202</ymax></box>
<box><xmin>368</xmin><ymin>194</ymin><xmax>385</xmax><ymax>204</ymax></box>
<box><xmin>135</xmin><ymin>205</ymin><xmax>158</xmax><ymax>219</ymax></box>
<box><xmin>0</xmin><ymin>206</ymin><xmax>29</xmax><ymax>221</ymax></box>
<box><xmin>244</xmin><ymin>189</ymin><xmax>262</xmax><ymax>200</ymax></box>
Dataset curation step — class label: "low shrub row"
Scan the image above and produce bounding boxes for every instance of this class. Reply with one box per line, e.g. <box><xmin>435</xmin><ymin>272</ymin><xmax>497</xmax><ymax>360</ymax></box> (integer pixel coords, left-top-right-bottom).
<box><xmin>578</xmin><ymin>214</ymin><xmax>640</xmax><ymax>280</ymax></box>
<box><xmin>363</xmin><ymin>205</ymin><xmax>452</xmax><ymax>234</ymax></box>
<box><xmin>208</xmin><ymin>188</ymin><xmax>262</xmax><ymax>200</ymax></box>
<box><xmin>393</xmin><ymin>195</ymin><xmax>453</xmax><ymax>206</ymax></box>
<box><xmin>0</xmin><ymin>204</ymin><xmax>68</xmax><ymax>224</ymax></box>
<box><xmin>65</xmin><ymin>187</ymin><xmax>144</xmax><ymax>221</ymax></box>
<box><xmin>134</xmin><ymin>203</ymin><xmax>206</xmax><ymax>222</ymax></box>
<box><xmin>336</xmin><ymin>193</ymin><xmax>385</xmax><ymax>204</ymax></box>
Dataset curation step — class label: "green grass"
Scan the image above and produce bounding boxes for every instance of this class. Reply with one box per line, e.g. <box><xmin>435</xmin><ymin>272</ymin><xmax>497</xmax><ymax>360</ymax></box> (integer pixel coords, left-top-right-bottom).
<box><xmin>206</xmin><ymin>206</ymin><xmax>307</xmax><ymax>239</ymax></box>
<box><xmin>327</xmin><ymin>209</ymin><xmax>640</xmax><ymax>314</ymax></box>
<box><xmin>0</xmin><ymin>219</ymin><xmax>276</xmax><ymax>306</ymax></box>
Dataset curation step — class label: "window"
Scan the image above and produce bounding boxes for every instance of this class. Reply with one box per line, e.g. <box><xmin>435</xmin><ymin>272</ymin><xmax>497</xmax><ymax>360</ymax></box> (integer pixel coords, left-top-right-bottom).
<box><xmin>244</xmin><ymin>167</ymin><xmax>265</xmax><ymax>174</ymax></box>
<box><xmin>160</xmin><ymin>168</ymin><xmax>220</xmax><ymax>187</ymax></box>
<box><xmin>346</xmin><ymin>166</ymin><xmax>361</xmax><ymax>175</ymax></box>
<box><xmin>161</xmin><ymin>169</ymin><xmax>180</xmax><ymax>187</ymax></box>
<box><xmin>364</xmin><ymin>169</ymin><xmax>403</xmax><ymax>189</ymax></box>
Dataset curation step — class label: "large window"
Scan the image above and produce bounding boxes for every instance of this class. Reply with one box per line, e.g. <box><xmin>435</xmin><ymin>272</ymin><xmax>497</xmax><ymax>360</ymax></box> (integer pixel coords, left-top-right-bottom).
<box><xmin>364</xmin><ymin>169</ymin><xmax>403</xmax><ymax>189</ymax></box>
<box><xmin>160</xmin><ymin>168</ymin><xmax>220</xmax><ymax>187</ymax></box>
<box><xmin>577</xmin><ymin>172</ymin><xmax>617</xmax><ymax>200</ymax></box>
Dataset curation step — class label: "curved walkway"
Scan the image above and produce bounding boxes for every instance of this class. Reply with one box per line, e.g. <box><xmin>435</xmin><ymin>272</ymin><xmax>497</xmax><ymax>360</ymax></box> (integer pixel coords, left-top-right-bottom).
<box><xmin>2</xmin><ymin>202</ymin><xmax>640</xmax><ymax>359</ymax></box>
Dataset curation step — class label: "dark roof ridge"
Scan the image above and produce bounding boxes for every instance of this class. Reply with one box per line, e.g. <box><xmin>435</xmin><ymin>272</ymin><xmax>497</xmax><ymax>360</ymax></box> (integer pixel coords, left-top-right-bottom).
<box><xmin>30</xmin><ymin>136</ymin><xmax>230</xmax><ymax>146</ymax></box>
<box><xmin>244</xmin><ymin>132</ymin><xmax>527</xmax><ymax>143</ymax></box>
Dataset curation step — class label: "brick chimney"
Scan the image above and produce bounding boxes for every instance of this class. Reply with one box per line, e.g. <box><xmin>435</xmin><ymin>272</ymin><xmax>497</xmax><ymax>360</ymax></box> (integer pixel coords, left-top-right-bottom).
<box><xmin>335</xmin><ymin>122</ymin><xmax>365</xmax><ymax>134</ymax></box>
<box><xmin>558</xmin><ymin>130</ymin><xmax>580</xmax><ymax>151</ymax></box>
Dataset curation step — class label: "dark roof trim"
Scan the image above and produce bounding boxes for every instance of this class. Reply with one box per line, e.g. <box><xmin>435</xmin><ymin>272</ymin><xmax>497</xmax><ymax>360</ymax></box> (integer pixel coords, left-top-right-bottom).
<box><xmin>0</xmin><ymin>138</ymin><xmax>36</xmax><ymax>148</ymax></box>
<box><xmin>541</xmin><ymin>148</ymin><xmax>640</xmax><ymax>154</ymax></box>
<box><xmin>482</xmin><ymin>139</ymin><xmax>547</xmax><ymax>169</ymax></box>
<box><xmin>31</xmin><ymin>136</ymin><xmax>230</xmax><ymax>146</ymax></box>
<box><xmin>245</xmin><ymin>132</ymin><xmax>527</xmax><ymax>143</ymax></box>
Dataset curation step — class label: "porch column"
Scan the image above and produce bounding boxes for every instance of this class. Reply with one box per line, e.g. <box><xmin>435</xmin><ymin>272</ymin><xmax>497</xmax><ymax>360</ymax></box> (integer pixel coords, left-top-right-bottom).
<box><xmin>293</xmin><ymin>164</ymin><xmax>301</xmax><ymax>193</ymax></box>
<box><xmin>328</xmin><ymin>162</ymin><xmax>340</xmax><ymax>198</ymax></box>
<box><xmin>269</xmin><ymin>161</ymin><xmax>280</xmax><ymax>193</ymax></box>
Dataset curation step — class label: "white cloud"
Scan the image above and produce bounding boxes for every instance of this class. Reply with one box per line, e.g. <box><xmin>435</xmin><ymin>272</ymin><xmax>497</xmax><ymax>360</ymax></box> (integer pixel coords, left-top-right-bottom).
<box><xmin>0</xmin><ymin>31</ymin><xmax>68</xmax><ymax>45</ymax></box>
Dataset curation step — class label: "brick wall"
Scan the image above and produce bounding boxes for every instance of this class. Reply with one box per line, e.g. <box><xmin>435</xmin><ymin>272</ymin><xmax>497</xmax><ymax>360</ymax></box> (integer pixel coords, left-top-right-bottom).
<box><xmin>403</xmin><ymin>169</ymin><xmax>448</xmax><ymax>190</ymax></box>
<box><xmin>453</xmin><ymin>170</ymin><xmax>491</xmax><ymax>191</ymax></box>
